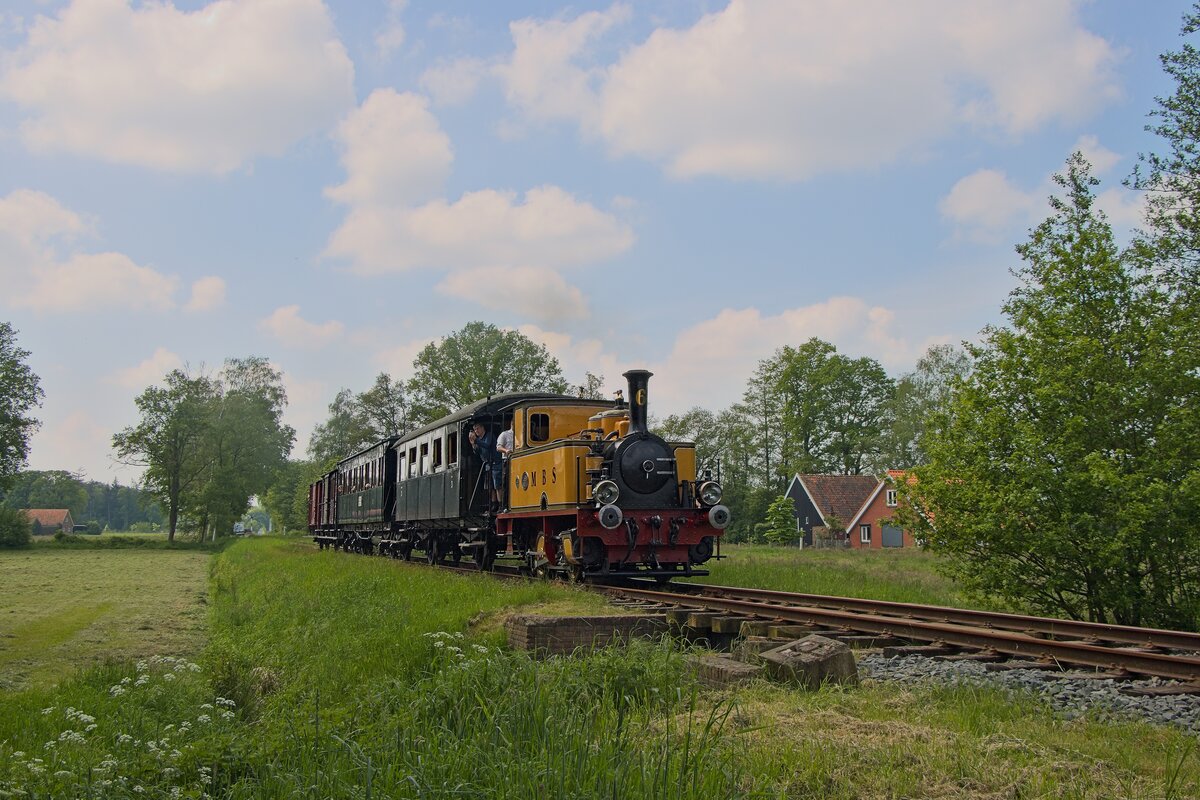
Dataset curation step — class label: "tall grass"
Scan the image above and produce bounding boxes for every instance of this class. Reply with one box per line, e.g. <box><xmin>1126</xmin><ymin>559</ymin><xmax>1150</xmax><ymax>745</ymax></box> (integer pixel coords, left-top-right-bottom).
<box><xmin>4</xmin><ymin>537</ymin><xmax>1199</xmax><ymax>798</ymax></box>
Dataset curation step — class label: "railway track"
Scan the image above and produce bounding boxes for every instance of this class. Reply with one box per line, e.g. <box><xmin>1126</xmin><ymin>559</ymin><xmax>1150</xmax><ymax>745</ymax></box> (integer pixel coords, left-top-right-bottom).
<box><xmin>598</xmin><ymin>580</ymin><xmax>1200</xmax><ymax>686</ymax></box>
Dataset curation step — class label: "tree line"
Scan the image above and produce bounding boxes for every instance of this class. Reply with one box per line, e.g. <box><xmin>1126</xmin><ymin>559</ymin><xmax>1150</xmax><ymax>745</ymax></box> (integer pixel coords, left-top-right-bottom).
<box><xmin>0</xmin><ymin>470</ymin><xmax>164</xmax><ymax>532</ymax></box>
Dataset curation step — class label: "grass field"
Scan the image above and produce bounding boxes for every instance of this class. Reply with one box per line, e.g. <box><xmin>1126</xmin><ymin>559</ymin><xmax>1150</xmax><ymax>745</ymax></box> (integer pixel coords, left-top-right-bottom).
<box><xmin>0</xmin><ymin>548</ymin><xmax>209</xmax><ymax>691</ymax></box>
<box><xmin>695</xmin><ymin>543</ymin><xmax>994</xmax><ymax>608</ymax></box>
<box><xmin>1</xmin><ymin>537</ymin><xmax>1197</xmax><ymax>798</ymax></box>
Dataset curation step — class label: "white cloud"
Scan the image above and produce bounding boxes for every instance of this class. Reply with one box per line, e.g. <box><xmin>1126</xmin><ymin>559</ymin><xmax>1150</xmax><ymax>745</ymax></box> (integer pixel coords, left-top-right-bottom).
<box><xmin>1</xmin><ymin>0</ymin><xmax>355</xmax><ymax>173</ymax></box>
<box><xmin>495</xmin><ymin>0</ymin><xmax>1121</xmax><ymax>180</ymax></box>
<box><xmin>0</xmin><ymin>189</ymin><xmax>180</xmax><ymax>312</ymax></box>
<box><xmin>26</xmin><ymin>409</ymin><xmax>112</xmax><ymax>478</ymax></box>
<box><xmin>939</xmin><ymin>169</ymin><xmax>1041</xmax><ymax>239</ymax></box>
<box><xmin>437</xmin><ymin>266</ymin><xmax>589</xmax><ymax>326</ymax></box>
<box><xmin>184</xmin><ymin>276</ymin><xmax>226</xmax><ymax>312</ymax></box>
<box><xmin>109</xmin><ymin>347</ymin><xmax>183</xmax><ymax>389</ymax></box>
<box><xmin>325</xmin><ymin>89</ymin><xmax>453</xmax><ymax>207</ymax></box>
<box><xmin>941</xmin><ymin>135</ymin><xmax>1144</xmax><ymax>238</ymax></box>
<box><xmin>373</xmin><ymin>337</ymin><xmax>435</xmax><ymax>380</ymax></box>
<box><xmin>1073</xmin><ymin>134</ymin><xmax>1122</xmax><ymax>175</ymax></box>
<box><xmin>1096</xmin><ymin>186</ymin><xmax>1147</xmax><ymax>228</ymax></box>
<box><xmin>419</xmin><ymin>57</ymin><xmax>488</xmax><ymax>107</ymax></box>
<box><xmin>259</xmin><ymin>305</ymin><xmax>344</xmax><ymax>348</ymax></box>
<box><xmin>19</xmin><ymin>252</ymin><xmax>178</xmax><ymax>312</ymax></box>
<box><xmin>495</xmin><ymin>4</ymin><xmax>631</xmax><ymax>129</ymax></box>
<box><xmin>523</xmin><ymin>296</ymin><xmax>924</xmax><ymax>416</ymax></box>
<box><xmin>375</xmin><ymin>0</ymin><xmax>407</xmax><ymax>59</ymax></box>
<box><xmin>325</xmin><ymin>185</ymin><xmax>634</xmax><ymax>275</ymax></box>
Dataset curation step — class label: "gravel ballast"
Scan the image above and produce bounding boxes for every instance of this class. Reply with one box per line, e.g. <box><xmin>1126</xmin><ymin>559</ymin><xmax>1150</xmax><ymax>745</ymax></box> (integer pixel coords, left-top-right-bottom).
<box><xmin>859</xmin><ymin>652</ymin><xmax>1200</xmax><ymax>734</ymax></box>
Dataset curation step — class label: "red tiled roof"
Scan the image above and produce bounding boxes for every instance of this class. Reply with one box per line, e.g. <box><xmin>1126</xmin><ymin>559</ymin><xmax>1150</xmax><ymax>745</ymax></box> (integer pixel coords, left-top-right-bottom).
<box><xmin>797</xmin><ymin>475</ymin><xmax>879</xmax><ymax>525</ymax></box>
<box><xmin>21</xmin><ymin>508</ymin><xmax>71</xmax><ymax>527</ymax></box>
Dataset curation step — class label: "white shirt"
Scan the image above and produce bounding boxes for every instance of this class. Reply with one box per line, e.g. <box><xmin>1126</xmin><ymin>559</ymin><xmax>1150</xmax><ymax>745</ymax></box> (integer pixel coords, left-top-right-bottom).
<box><xmin>497</xmin><ymin>429</ymin><xmax>514</xmax><ymax>457</ymax></box>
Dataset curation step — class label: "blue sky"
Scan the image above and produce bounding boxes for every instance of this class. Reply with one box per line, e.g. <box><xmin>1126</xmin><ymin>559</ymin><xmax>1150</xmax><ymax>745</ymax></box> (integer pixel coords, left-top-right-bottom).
<box><xmin>0</xmin><ymin>0</ymin><xmax>1190</xmax><ymax>482</ymax></box>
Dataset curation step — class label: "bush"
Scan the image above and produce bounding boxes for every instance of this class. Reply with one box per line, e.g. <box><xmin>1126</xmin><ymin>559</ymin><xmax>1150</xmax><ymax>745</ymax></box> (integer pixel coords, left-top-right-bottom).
<box><xmin>0</xmin><ymin>507</ymin><xmax>32</xmax><ymax>548</ymax></box>
<box><xmin>86</xmin><ymin>521</ymin><xmax>101</xmax><ymax>535</ymax></box>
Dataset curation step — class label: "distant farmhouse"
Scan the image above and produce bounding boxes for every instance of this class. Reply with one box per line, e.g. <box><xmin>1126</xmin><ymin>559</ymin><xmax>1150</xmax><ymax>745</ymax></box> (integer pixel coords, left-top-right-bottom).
<box><xmin>784</xmin><ymin>472</ymin><xmax>918</xmax><ymax>548</ymax></box>
<box><xmin>21</xmin><ymin>508</ymin><xmax>74</xmax><ymax>535</ymax></box>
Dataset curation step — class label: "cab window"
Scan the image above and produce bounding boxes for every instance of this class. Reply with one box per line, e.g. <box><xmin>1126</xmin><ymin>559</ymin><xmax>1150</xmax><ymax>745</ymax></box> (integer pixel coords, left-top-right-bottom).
<box><xmin>530</xmin><ymin>413</ymin><xmax>550</xmax><ymax>443</ymax></box>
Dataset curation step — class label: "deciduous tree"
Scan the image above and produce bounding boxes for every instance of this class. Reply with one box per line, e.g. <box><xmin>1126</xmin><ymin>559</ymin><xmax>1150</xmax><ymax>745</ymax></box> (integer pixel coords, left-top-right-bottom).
<box><xmin>0</xmin><ymin>323</ymin><xmax>43</xmax><ymax>489</ymax></box>
<box><xmin>113</xmin><ymin>369</ymin><xmax>217</xmax><ymax>541</ymax></box>
<box><xmin>905</xmin><ymin>154</ymin><xmax>1200</xmax><ymax>628</ymax></box>
<box><xmin>407</xmin><ymin>322</ymin><xmax>568</xmax><ymax>421</ymax></box>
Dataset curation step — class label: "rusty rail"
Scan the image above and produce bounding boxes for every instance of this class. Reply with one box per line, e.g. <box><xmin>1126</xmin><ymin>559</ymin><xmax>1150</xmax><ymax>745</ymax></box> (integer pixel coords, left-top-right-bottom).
<box><xmin>603</xmin><ymin>585</ymin><xmax>1200</xmax><ymax>682</ymax></box>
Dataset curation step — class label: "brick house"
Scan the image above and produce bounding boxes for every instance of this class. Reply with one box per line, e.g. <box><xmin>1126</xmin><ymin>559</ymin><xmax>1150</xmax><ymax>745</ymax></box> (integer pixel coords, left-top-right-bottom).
<box><xmin>784</xmin><ymin>474</ymin><xmax>879</xmax><ymax>547</ymax></box>
<box><xmin>844</xmin><ymin>470</ymin><xmax>920</xmax><ymax>549</ymax></box>
<box><xmin>21</xmin><ymin>508</ymin><xmax>74</xmax><ymax>534</ymax></box>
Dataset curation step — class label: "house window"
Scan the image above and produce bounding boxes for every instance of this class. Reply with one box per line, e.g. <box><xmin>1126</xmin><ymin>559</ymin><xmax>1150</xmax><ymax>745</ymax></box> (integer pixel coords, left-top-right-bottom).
<box><xmin>859</xmin><ymin>524</ymin><xmax>871</xmax><ymax>544</ymax></box>
<box><xmin>886</xmin><ymin>489</ymin><xmax>898</xmax><ymax>507</ymax></box>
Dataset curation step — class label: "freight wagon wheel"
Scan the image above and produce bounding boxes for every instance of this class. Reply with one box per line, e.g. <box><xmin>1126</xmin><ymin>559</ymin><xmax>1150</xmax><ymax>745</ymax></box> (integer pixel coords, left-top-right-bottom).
<box><xmin>401</xmin><ymin>542</ymin><xmax>413</xmax><ymax>561</ymax></box>
<box><xmin>451</xmin><ymin>541</ymin><xmax>462</xmax><ymax>565</ymax></box>
<box><xmin>426</xmin><ymin>538</ymin><xmax>441</xmax><ymax>565</ymax></box>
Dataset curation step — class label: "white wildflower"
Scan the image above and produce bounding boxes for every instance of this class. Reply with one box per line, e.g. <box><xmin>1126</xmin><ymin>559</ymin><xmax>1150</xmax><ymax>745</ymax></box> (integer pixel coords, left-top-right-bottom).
<box><xmin>197</xmin><ymin>714</ymin><xmax>211</xmax><ymax>724</ymax></box>
<box><xmin>433</xmin><ymin>640</ymin><xmax>445</xmax><ymax>649</ymax></box>
<box><xmin>200</xmin><ymin>703</ymin><xmax>213</xmax><ymax>710</ymax></box>
<box><xmin>472</xmin><ymin>645</ymin><xmax>489</xmax><ymax>654</ymax></box>
<box><xmin>133</xmin><ymin>786</ymin><xmax>144</xmax><ymax>794</ymax></box>
<box><xmin>109</xmin><ymin>685</ymin><xmax>126</xmax><ymax>697</ymax></box>
<box><xmin>162</xmin><ymin>673</ymin><xmax>176</xmax><ymax>682</ymax></box>
<box><xmin>120</xmin><ymin>677</ymin><xmax>132</xmax><ymax>686</ymax></box>
<box><xmin>135</xmin><ymin>675</ymin><xmax>149</xmax><ymax>686</ymax></box>
<box><xmin>53</xmin><ymin>770</ymin><xmax>72</xmax><ymax>779</ymax></box>
<box><xmin>11</xmin><ymin>751</ymin><xmax>23</xmax><ymax>758</ymax></box>
<box><xmin>220</xmin><ymin>710</ymin><xmax>234</xmax><ymax>720</ymax></box>
<box><xmin>85</xmin><ymin>723</ymin><xmax>97</xmax><ymax>732</ymax></box>
<box><xmin>40</xmin><ymin>707</ymin><xmax>55</xmax><ymax>716</ymax></box>
<box><xmin>188</xmin><ymin>662</ymin><xmax>201</xmax><ymax>672</ymax></box>
<box><xmin>215</xmin><ymin>697</ymin><xmax>235</xmax><ymax>708</ymax></box>
<box><xmin>447</xmin><ymin>646</ymin><xmax>463</xmax><ymax>655</ymax></box>
<box><xmin>170</xmin><ymin>749</ymin><xmax>182</xmax><ymax>759</ymax></box>
<box><xmin>116</xmin><ymin>734</ymin><xmax>133</xmax><ymax>745</ymax></box>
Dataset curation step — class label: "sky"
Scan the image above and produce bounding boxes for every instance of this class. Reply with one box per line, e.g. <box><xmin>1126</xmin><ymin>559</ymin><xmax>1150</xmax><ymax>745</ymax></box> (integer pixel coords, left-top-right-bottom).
<box><xmin>0</xmin><ymin>0</ymin><xmax>1191</xmax><ymax>483</ymax></box>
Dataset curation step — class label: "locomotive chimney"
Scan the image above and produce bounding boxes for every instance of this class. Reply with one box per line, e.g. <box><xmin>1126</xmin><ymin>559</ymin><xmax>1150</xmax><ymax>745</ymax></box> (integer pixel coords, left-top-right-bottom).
<box><xmin>623</xmin><ymin>369</ymin><xmax>653</xmax><ymax>436</ymax></box>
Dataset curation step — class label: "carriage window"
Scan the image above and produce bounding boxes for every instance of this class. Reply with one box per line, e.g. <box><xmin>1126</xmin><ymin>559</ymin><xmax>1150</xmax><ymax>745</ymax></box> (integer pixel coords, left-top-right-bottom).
<box><xmin>448</xmin><ymin>432</ymin><xmax>458</xmax><ymax>465</ymax></box>
<box><xmin>433</xmin><ymin>439</ymin><xmax>443</xmax><ymax>470</ymax></box>
<box><xmin>409</xmin><ymin>447</ymin><xmax>417</xmax><ymax>472</ymax></box>
<box><xmin>530</xmin><ymin>413</ymin><xmax>551</xmax><ymax>442</ymax></box>
<box><xmin>420</xmin><ymin>443</ymin><xmax>429</xmax><ymax>474</ymax></box>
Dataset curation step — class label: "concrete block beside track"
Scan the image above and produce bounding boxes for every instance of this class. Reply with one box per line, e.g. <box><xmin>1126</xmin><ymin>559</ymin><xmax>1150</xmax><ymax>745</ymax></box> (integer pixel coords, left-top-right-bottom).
<box><xmin>688</xmin><ymin>653</ymin><xmax>765</xmax><ymax>688</ymax></box>
<box><xmin>506</xmin><ymin>614</ymin><xmax>667</xmax><ymax>657</ymax></box>
<box><xmin>760</xmin><ymin>634</ymin><xmax>859</xmax><ymax>690</ymax></box>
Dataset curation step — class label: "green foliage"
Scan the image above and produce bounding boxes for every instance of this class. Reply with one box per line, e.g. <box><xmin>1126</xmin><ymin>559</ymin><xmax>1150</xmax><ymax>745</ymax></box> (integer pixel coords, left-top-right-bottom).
<box><xmin>760</xmin><ymin>494</ymin><xmax>798</xmax><ymax>545</ymax></box>
<box><xmin>877</xmin><ymin>344</ymin><xmax>972</xmax><ymax>469</ymax></box>
<box><xmin>0</xmin><ymin>322</ymin><xmax>43</xmax><ymax>489</ymax></box>
<box><xmin>0</xmin><ymin>506</ymin><xmax>31</xmax><ymax>548</ymax></box>
<box><xmin>905</xmin><ymin>154</ymin><xmax>1200</xmax><ymax>628</ymax></box>
<box><xmin>308</xmin><ymin>372</ymin><xmax>413</xmax><ymax>464</ymax></box>
<box><xmin>261</xmin><ymin>459</ymin><xmax>316</xmax><ymax>533</ymax></box>
<box><xmin>408</xmin><ymin>321</ymin><xmax>569</xmax><ymax>421</ymax></box>
<box><xmin>113</xmin><ymin>358</ymin><xmax>295</xmax><ymax>542</ymax></box>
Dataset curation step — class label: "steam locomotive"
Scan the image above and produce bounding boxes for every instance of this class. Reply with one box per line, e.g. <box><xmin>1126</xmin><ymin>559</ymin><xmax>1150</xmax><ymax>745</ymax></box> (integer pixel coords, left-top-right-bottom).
<box><xmin>308</xmin><ymin>370</ymin><xmax>730</xmax><ymax>580</ymax></box>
